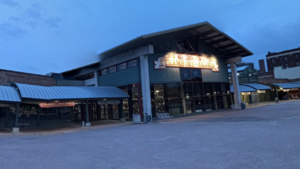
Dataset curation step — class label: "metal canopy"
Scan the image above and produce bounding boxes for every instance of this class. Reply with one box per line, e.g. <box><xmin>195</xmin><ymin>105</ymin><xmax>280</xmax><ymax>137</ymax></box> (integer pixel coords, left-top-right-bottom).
<box><xmin>228</xmin><ymin>65</ymin><xmax>248</xmax><ymax>73</ymax></box>
<box><xmin>230</xmin><ymin>84</ymin><xmax>256</xmax><ymax>93</ymax></box>
<box><xmin>271</xmin><ymin>83</ymin><xmax>300</xmax><ymax>89</ymax></box>
<box><xmin>13</xmin><ymin>83</ymin><xmax>129</xmax><ymax>101</ymax></box>
<box><xmin>100</xmin><ymin>21</ymin><xmax>253</xmax><ymax>58</ymax></box>
<box><xmin>0</xmin><ymin>86</ymin><xmax>21</xmax><ymax>103</ymax></box>
<box><xmin>243</xmin><ymin>83</ymin><xmax>271</xmax><ymax>90</ymax></box>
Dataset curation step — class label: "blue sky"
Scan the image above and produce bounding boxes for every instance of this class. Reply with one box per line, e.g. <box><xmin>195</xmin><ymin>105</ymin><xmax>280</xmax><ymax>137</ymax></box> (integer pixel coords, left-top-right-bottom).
<box><xmin>0</xmin><ymin>0</ymin><xmax>300</xmax><ymax>74</ymax></box>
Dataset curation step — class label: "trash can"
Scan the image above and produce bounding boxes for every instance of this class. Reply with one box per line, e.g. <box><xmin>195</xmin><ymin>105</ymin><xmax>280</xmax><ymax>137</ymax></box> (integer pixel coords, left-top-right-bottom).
<box><xmin>275</xmin><ymin>98</ymin><xmax>279</xmax><ymax>103</ymax></box>
<box><xmin>241</xmin><ymin>102</ymin><xmax>246</xmax><ymax>110</ymax></box>
<box><xmin>146</xmin><ymin>115</ymin><xmax>152</xmax><ymax>122</ymax></box>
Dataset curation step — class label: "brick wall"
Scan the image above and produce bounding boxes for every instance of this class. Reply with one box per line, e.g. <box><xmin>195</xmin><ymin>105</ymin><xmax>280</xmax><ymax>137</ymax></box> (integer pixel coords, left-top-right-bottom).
<box><xmin>0</xmin><ymin>69</ymin><xmax>56</xmax><ymax>86</ymax></box>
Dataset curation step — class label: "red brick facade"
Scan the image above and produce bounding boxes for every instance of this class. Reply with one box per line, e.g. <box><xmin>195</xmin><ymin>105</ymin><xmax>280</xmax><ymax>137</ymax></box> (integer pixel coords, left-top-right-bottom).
<box><xmin>0</xmin><ymin>69</ymin><xmax>56</xmax><ymax>86</ymax></box>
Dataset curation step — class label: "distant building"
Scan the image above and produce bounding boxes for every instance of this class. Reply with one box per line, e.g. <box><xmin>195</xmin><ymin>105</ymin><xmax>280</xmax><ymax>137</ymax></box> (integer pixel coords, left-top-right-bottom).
<box><xmin>266</xmin><ymin>47</ymin><xmax>300</xmax><ymax>71</ymax></box>
<box><xmin>228</xmin><ymin>62</ymin><xmax>258</xmax><ymax>84</ymax></box>
<box><xmin>0</xmin><ymin>69</ymin><xmax>56</xmax><ymax>86</ymax></box>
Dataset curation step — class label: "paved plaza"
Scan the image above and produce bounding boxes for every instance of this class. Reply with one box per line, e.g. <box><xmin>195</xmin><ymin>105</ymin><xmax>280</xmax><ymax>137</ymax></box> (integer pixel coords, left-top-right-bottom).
<box><xmin>1</xmin><ymin>101</ymin><xmax>300</xmax><ymax>169</ymax></box>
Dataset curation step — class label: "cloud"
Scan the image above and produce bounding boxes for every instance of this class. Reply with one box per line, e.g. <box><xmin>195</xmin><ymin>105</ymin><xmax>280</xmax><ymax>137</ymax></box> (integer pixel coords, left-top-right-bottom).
<box><xmin>9</xmin><ymin>16</ymin><xmax>21</xmax><ymax>22</ymax></box>
<box><xmin>26</xmin><ymin>21</ymin><xmax>38</xmax><ymax>28</ymax></box>
<box><xmin>26</xmin><ymin>8</ymin><xmax>41</xmax><ymax>18</ymax></box>
<box><xmin>0</xmin><ymin>22</ymin><xmax>27</xmax><ymax>39</ymax></box>
<box><xmin>1</xmin><ymin>0</ymin><xmax>19</xmax><ymax>7</ymax></box>
<box><xmin>26</xmin><ymin>3</ymin><xmax>42</xmax><ymax>18</ymax></box>
<box><xmin>45</xmin><ymin>17</ymin><xmax>62</xmax><ymax>28</ymax></box>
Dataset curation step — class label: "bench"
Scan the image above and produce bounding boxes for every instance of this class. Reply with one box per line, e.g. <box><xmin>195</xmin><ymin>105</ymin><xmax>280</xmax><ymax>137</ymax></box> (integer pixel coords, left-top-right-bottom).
<box><xmin>18</xmin><ymin>123</ymin><xmax>30</xmax><ymax>128</ymax></box>
<box><xmin>157</xmin><ymin>113</ymin><xmax>173</xmax><ymax>120</ymax></box>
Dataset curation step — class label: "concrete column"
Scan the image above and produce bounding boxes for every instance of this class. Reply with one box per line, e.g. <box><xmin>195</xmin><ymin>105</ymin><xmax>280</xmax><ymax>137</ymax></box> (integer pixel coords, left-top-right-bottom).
<box><xmin>140</xmin><ymin>55</ymin><xmax>152</xmax><ymax>122</ymax></box>
<box><xmin>119</xmin><ymin>99</ymin><xmax>125</xmax><ymax>122</ymax></box>
<box><xmin>94</xmin><ymin>71</ymin><xmax>99</xmax><ymax>86</ymax></box>
<box><xmin>180</xmin><ymin>82</ymin><xmax>187</xmax><ymax>114</ymax></box>
<box><xmin>230</xmin><ymin>63</ymin><xmax>242</xmax><ymax>109</ymax></box>
<box><xmin>85</xmin><ymin>101</ymin><xmax>91</xmax><ymax>127</ymax></box>
<box><xmin>13</xmin><ymin>103</ymin><xmax>20</xmax><ymax>133</ymax></box>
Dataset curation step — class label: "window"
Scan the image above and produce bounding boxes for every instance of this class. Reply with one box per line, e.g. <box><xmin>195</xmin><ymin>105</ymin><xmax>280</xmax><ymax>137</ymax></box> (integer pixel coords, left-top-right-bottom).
<box><xmin>296</xmin><ymin>55</ymin><xmax>299</xmax><ymax>59</ymax></box>
<box><xmin>108</xmin><ymin>66</ymin><xmax>116</xmax><ymax>73</ymax></box>
<box><xmin>128</xmin><ymin>60</ymin><xmax>137</xmax><ymax>67</ymax></box>
<box><xmin>76</xmin><ymin>72</ymin><xmax>94</xmax><ymax>80</ymax></box>
<box><xmin>284</xmin><ymin>57</ymin><xmax>288</xmax><ymax>61</ymax></box>
<box><xmin>272</xmin><ymin>60</ymin><xmax>275</xmax><ymax>64</ymax></box>
<box><xmin>101</xmin><ymin>69</ymin><xmax>107</xmax><ymax>75</ymax></box>
<box><xmin>280</xmin><ymin>57</ymin><xmax>283</xmax><ymax>61</ymax></box>
<box><xmin>297</xmin><ymin>62</ymin><xmax>300</xmax><ymax>66</ymax></box>
<box><xmin>117</xmin><ymin>62</ymin><xmax>127</xmax><ymax>71</ymax></box>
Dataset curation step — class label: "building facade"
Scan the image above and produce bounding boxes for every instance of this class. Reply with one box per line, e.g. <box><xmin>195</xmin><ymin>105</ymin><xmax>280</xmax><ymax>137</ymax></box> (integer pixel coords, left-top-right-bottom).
<box><xmin>0</xmin><ymin>69</ymin><xmax>56</xmax><ymax>86</ymax></box>
<box><xmin>58</xmin><ymin>22</ymin><xmax>253</xmax><ymax>121</ymax></box>
<box><xmin>266</xmin><ymin>47</ymin><xmax>300</xmax><ymax>71</ymax></box>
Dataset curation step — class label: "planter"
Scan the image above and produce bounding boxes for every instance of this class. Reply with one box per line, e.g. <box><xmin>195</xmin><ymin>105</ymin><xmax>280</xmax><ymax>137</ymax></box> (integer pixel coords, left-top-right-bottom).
<box><xmin>132</xmin><ymin>114</ymin><xmax>141</xmax><ymax>124</ymax></box>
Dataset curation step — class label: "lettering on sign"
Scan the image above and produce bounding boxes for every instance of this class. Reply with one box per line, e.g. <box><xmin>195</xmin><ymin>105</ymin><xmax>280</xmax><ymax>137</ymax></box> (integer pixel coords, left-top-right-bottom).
<box><xmin>97</xmin><ymin>100</ymin><xmax>120</xmax><ymax>105</ymax></box>
<box><xmin>154</xmin><ymin>52</ymin><xmax>219</xmax><ymax>71</ymax></box>
<box><xmin>39</xmin><ymin>102</ymin><xmax>76</xmax><ymax>108</ymax></box>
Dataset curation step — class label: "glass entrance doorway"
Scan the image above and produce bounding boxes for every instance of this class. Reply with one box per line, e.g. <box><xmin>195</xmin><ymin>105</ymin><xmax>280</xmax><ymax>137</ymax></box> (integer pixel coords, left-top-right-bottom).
<box><xmin>100</xmin><ymin>104</ymin><xmax>119</xmax><ymax>120</ymax></box>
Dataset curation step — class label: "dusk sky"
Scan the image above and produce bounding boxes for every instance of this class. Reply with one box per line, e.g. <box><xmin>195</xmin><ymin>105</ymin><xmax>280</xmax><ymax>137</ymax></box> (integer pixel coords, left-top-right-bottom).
<box><xmin>1</xmin><ymin>0</ymin><xmax>300</xmax><ymax>75</ymax></box>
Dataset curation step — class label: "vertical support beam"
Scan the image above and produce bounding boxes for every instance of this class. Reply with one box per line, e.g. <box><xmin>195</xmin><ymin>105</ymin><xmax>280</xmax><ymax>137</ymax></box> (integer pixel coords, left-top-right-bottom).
<box><xmin>180</xmin><ymin>81</ymin><xmax>187</xmax><ymax>115</ymax></box>
<box><xmin>140</xmin><ymin>55</ymin><xmax>152</xmax><ymax>122</ymax></box>
<box><xmin>14</xmin><ymin>103</ymin><xmax>20</xmax><ymax>127</ymax></box>
<box><xmin>13</xmin><ymin>103</ymin><xmax>20</xmax><ymax>133</ymax></box>
<box><xmin>85</xmin><ymin>101</ymin><xmax>91</xmax><ymax>127</ymax></box>
<box><xmin>37</xmin><ymin>107</ymin><xmax>41</xmax><ymax>127</ymax></box>
<box><xmin>94</xmin><ymin>71</ymin><xmax>99</xmax><ymax>86</ymax></box>
<box><xmin>137</xmin><ymin>83</ymin><xmax>143</xmax><ymax>118</ymax></box>
<box><xmin>230</xmin><ymin>63</ymin><xmax>242</xmax><ymax>109</ymax></box>
<box><xmin>119</xmin><ymin>99</ymin><xmax>125</xmax><ymax>122</ymax></box>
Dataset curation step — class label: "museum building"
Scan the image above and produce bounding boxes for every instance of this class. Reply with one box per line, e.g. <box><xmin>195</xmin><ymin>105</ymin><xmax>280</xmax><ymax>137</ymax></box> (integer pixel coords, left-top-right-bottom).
<box><xmin>0</xmin><ymin>22</ymin><xmax>253</xmax><ymax>131</ymax></box>
<box><xmin>57</xmin><ymin>22</ymin><xmax>253</xmax><ymax>122</ymax></box>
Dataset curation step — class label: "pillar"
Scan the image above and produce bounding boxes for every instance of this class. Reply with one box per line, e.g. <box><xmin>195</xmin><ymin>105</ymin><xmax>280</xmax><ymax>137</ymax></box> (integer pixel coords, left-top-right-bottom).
<box><xmin>119</xmin><ymin>99</ymin><xmax>125</xmax><ymax>122</ymax></box>
<box><xmin>226</xmin><ymin>56</ymin><xmax>242</xmax><ymax>110</ymax></box>
<box><xmin>140</xmin><ymin>55</ymin><xmax>152</xmax><ymax>122</ymax></box>
<box><xmin>94</xmin><ymin>71</ymin><xmax>99</xmax><ymax>86</ymax></box>
<box><xmin>13</xmin><ymin>103</ymin><xmax>20</xmax><ymax>133</ymax></box>
<box><xmin>85</xmin><ymin>101</ymin><xmax>91</xmax><ymax>127</ymax></box>
<box><xmin>230</xmin><ymin>63</ymin><xmax>242</xmax><ymax>109</ymax></box>
<box><xmin>180</xmin><ymin>82</ymin><xmax>187</xmax><ymax>114</ymax></box>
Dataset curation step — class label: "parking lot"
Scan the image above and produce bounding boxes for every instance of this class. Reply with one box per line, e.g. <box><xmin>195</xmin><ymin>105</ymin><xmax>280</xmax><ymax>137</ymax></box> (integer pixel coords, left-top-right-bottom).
<box><xmin>0</xmin><ymin>100</ymin><xmax>300</xmax><ymax>169</ymax></box>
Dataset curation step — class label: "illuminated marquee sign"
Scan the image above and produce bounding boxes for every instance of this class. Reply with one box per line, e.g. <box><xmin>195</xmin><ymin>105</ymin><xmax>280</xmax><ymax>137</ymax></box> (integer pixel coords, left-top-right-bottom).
<box><xmin>39</xmin><ymin>102</ymin><xmax>76</xmax><ymax>108</ymax></box>
<box><xmin>154</xmin><ymin>52</ymin><xmax>219</xmax><ymax>71</ymax></box>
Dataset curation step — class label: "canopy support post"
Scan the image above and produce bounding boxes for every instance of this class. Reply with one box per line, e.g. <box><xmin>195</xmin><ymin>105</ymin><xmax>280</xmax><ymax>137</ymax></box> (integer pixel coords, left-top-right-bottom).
<box><xmin>85</xmin><ymin>100</ymin><xmax>91</xmax><ymax>127</ymax></box>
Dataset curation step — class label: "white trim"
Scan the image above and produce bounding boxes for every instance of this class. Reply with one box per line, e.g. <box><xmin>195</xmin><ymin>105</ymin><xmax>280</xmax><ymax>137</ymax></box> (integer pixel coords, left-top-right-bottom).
<box><xmin>267</xmin><ymin>49</ymin><xmax>300</xmax><ymax>59</ymax></box>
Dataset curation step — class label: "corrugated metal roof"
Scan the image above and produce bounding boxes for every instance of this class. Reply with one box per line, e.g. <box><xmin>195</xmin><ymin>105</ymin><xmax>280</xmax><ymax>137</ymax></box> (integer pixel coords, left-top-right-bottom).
<box><xmin>0</xmin><ymin>86</ymin><xmax>21</xmax><ymax>103</ymax></box>
<box><xmin>230</xmin><ymin>84</ymin><xmax>256</xmax><ymax>93</ymax></box>
<box><xmin>100</xmin><ymin>22</ymin><xmax>253</xmax><ymax>59</ymax></box>
<box><xmin>13</xmin><ymin>83</ymin><xmax>129</xmax><ymax>100</ymax></box>
<box><xmin>271</xmin><ymin>83</ymin><xmax>300</xmax><ymax>89</ymax></box>
<box><xmin>228</xmin><ymin>66</ymin><xmax>248</xmax><ymax>73</ymax></box>
<box><xmin>243</xmin><ymin>83</ymin><xmax>271</xmax><ymax>90</ymax></box>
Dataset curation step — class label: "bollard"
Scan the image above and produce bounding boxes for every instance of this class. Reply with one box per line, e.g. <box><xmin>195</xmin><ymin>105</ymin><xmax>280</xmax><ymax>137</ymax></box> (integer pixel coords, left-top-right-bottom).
<box><xmin>82</xmin><ymin>121</ymin><xmax>85</xmax><ymax>127</ymax></box>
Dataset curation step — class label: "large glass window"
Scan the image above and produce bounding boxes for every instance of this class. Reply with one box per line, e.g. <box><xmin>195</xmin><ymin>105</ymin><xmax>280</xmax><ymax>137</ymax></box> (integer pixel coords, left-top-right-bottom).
<box><xmin>166</xmin><ymin>83</ymin><xmax>181</xmax><ymax>98</ymax></box>
<box><xmin>101</xmin><ymin>69</ymin><xmax>107</xmax><ymax>75</ymax></box>
<box><xmin>191</xmin><ymin>69</ymin><xmax>202</xmax><ymax>82</ymax></box>
<box><xmin>193</xmin><ymin>83</ymin><xmax>204</xmax><ymax>96</ymax></box>
<box><xmin>108</xmin><ymin>66</ymin><xmax>116</xmax><ymax>73</ymax></box>
<box><xmin>128</xmin><ymin>60</ymin><xmax>137</xmax><ymax>67</ymax></box>
<box><xmin>203</xmin><ymin>83</ymin><xmax>213</xmax><ymax>96</ymax></box>
<box><xmin>180</xmin><ymin>68</ymin><xmax>192</xmax><ymax>82</ymax></box>
<box><xmin>117</xmin><ymin>62</ymin><xmax>127</xmax><ymax>71</ymax></box>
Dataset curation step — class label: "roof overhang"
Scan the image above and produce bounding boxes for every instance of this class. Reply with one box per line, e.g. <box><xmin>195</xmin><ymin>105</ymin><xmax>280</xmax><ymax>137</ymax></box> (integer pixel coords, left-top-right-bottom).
<box><xmin>100</xmin><ymin>21</ymin><xmax>253</xmax><ymax>58</ymax></box>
